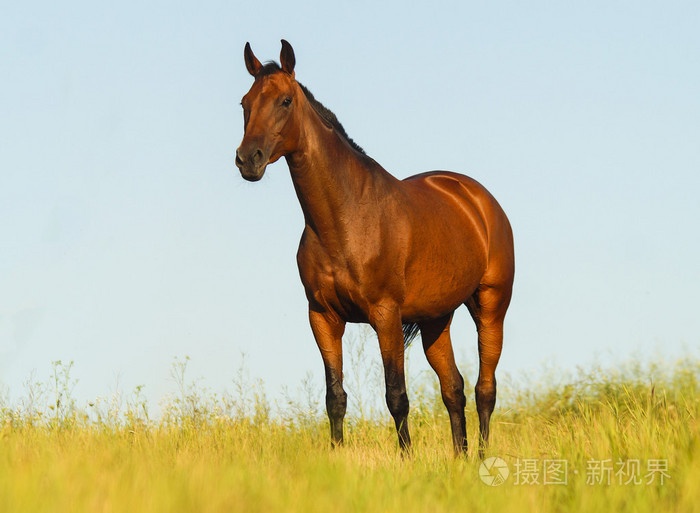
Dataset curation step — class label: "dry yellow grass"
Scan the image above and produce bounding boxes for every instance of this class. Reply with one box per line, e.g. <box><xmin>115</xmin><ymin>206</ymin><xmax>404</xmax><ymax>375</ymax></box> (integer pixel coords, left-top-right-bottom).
<box><xmin>1</xmin><ymin>355</ymin><xmax>698</xmax><ymax>512</ymax></box>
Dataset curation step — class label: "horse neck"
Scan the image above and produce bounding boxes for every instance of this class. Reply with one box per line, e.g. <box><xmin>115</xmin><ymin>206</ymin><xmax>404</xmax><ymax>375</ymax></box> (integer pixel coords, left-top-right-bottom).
<box><xmin>285</xmin><ymin>105</ymin><xmax>397</xmax><ymax>242</ymax></box>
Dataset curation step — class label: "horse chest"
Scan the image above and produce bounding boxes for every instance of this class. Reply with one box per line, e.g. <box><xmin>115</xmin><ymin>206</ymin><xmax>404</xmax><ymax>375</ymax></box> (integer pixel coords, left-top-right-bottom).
<box><xmin>297</xmin><ymin>238</ymin><xmax>381</xmax><ymax>321</ymax></box>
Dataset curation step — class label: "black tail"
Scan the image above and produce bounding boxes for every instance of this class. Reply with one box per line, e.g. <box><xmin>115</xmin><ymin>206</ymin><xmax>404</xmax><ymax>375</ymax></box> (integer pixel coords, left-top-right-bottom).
<box><xmin>402</xmin><ymin>323</ymin><xmax>420</xmax><ymax>349</ymax></box>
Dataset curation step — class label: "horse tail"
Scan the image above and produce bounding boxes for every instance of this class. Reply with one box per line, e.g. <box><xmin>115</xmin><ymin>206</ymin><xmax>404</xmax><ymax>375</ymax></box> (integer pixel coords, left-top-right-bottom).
<box><xmin>402</xmin><ymin>323</ymin><xmax>420</xmax><ymax>349</ymax></box>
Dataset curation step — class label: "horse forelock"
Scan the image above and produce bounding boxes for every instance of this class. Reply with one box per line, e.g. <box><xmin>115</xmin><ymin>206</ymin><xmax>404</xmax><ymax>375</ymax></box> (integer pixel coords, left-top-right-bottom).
<box><xmin>256</xmin><ymin>61</ymin><xmax>284</xmax><ymax>77</ymax></box>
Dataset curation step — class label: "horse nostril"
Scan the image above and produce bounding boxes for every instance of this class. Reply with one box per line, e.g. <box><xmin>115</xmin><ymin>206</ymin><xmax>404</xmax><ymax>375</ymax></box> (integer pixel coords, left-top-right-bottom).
<box><xmin>236</xmin><ymin>147</ymin><xmax>264</xmax><ymax>169</ymax></box>
<box><xmin>235</xmin><ymin>149</ymin><xmax>245</xmax><ymax>167</ymax></box>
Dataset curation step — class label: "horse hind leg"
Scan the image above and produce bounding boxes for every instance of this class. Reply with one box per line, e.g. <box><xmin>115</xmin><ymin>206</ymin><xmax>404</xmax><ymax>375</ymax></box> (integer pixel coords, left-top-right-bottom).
<box><xmin>466</xmin><ymin>284</ymin><xmax>511</xmax><ymax>459</ymax></box>
<box><xmin>419</xmin><ymin>313</ymin><xmax>467</xmax><ymax>456</ymax></box>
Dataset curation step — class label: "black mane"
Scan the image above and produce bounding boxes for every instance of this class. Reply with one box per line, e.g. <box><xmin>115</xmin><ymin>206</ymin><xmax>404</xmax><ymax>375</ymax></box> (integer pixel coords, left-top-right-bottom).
<box><xmin>256</xmin><ymin>62</ymin><xmax>365</xmax><ymax>155</ymax></box>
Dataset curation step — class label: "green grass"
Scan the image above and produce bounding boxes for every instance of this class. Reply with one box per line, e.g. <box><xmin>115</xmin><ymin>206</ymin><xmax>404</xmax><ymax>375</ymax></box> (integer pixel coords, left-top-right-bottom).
<box><xmin>1</xmin><ymin>354</ymin><xmax>699</xmax><ymax>512</ymax></box>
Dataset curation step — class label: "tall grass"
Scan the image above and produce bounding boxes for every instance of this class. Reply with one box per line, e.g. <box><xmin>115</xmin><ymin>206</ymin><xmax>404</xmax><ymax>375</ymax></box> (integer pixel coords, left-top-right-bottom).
<box><xmin>1</xmin><ymin>346</ymin><xmax>698</xmax><ymax>512</ymax></box>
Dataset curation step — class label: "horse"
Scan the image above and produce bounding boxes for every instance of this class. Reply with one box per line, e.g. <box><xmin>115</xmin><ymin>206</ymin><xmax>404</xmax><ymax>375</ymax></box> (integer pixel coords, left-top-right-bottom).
<box><xmin>235</xmin><ymin>40</ymin><xmax>514</xmax><ymax>457</ymax></box>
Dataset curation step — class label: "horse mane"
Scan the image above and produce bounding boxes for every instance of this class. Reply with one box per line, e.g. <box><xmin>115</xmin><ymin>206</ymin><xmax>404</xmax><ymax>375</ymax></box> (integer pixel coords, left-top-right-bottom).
<box><xmin>256</xmin><ymin>62</ymin><xmax>365</xmax><ymax>155</ymax></box>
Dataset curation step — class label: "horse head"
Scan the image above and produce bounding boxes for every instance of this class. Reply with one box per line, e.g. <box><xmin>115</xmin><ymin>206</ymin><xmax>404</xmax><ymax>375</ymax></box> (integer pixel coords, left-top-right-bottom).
<box><xmin>235</xmin><ymin>40</ymin><xmax>301</xmax><ymax>181</ymax></box>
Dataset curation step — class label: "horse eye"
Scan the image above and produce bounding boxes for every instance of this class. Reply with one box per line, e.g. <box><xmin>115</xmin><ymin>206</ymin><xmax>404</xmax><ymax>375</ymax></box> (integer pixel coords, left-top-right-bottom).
<box><xmin>282</xmin><ymin>97</ymin><xmax>292</xmax><ymax>107</ymax></box>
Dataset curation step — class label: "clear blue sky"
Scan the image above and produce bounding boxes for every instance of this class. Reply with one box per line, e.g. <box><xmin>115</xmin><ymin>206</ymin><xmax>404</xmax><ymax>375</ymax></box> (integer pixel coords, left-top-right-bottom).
<box><xmin>1</xmin><ymin>0</ymin><xmax>699</xmax><ymax>408</ymax></box>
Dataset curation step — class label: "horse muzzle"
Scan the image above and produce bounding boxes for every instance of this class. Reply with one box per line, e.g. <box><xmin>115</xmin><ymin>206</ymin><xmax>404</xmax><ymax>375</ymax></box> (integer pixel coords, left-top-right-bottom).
<box><xmin>235</xmin><ymin>146</ymin><xmax>268</xmax><ymax>182</ymax></box>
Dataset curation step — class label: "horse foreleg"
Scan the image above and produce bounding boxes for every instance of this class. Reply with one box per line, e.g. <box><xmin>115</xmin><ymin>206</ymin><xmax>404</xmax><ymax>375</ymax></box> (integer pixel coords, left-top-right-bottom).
<box><xmin>419</xmin><ymin>313</ymin><xmax>467</xmax><ymax>456</ymax></box>
<box><xmin>371</xmin><ymin>304</ymin><xmax>411</xmax><ymax>452</ymax></box>
<box><xmin>309</xmin><ymin>308</ymin><xmax>347</xmax><ymax>447</ymax></box>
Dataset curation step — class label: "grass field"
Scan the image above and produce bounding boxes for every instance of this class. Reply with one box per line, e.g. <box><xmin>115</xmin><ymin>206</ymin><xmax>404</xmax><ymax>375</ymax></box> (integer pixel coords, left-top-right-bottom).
<box><xmin>1</xmin><ymin>351</ymin><xmax>699</xmax><ymax>512</ymax></box>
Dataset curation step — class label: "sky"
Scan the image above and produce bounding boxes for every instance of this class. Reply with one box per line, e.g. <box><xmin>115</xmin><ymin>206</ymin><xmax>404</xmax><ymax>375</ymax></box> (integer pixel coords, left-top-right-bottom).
<box><xmin>1</xmin><ymin>1</ymin><xmax>699</xmax><ymax>410</ymax></box>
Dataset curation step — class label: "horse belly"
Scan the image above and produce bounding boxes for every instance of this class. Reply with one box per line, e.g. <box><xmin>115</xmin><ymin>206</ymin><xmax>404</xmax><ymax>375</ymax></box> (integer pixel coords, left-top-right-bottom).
<box><xmin>401</xmin><ymin>232</ymin><xmax>486</xmax><ymax>320</ymax></box>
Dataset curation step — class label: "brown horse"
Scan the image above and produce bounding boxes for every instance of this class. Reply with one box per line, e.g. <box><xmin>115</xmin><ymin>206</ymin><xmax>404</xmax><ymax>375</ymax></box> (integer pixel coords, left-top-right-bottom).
<box><xmin>235</xmin><ymin>40</ymin><xmax>514</xmax><ymax>457</ymax></box>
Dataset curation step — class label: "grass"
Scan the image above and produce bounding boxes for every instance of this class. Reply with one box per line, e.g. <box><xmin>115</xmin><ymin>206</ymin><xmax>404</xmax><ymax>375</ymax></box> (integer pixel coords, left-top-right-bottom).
<box><xmin>1</xmin><ymin>350</ymin><xmax>699</xmax><ymax>512</ymax></box>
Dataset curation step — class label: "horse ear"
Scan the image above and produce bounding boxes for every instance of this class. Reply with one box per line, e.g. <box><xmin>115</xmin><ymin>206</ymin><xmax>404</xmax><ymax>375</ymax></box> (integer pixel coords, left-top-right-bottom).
<box><xmin>280</xmin><ymin>39</ymin><xmax>296</xmax><ymax>76</ymax></box>
<box><xmin>244</xmin><ymin>42</ymin><xmax>262</xmax><ymax>77</ymax></box>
